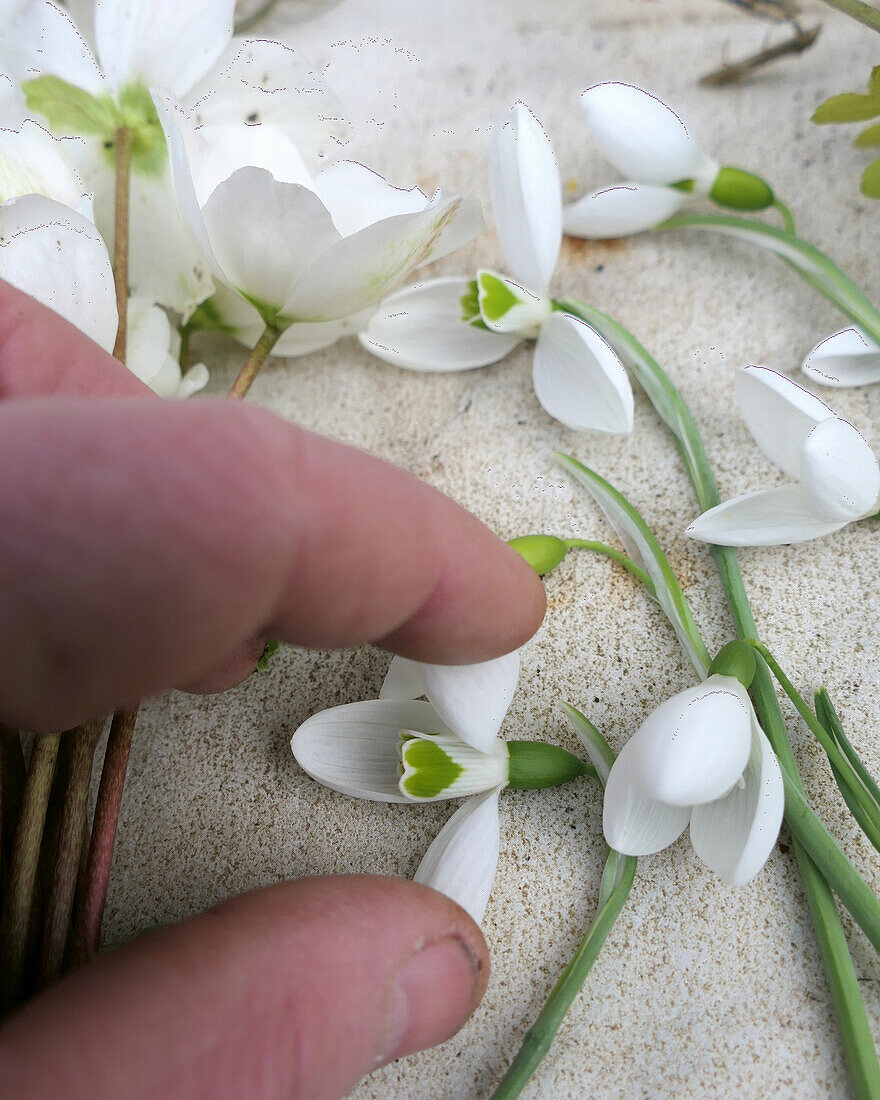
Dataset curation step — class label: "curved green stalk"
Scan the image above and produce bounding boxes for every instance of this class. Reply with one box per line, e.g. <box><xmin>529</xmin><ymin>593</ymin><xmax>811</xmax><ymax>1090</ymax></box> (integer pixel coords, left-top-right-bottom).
<box><xmin>563</xmin><ymin>538</ymin><xmax>656</xmax><ymax>595</ymax></box>
<box><xmin>658</xmin><ymin>214</ymin><xmax>880</xmax><ymax>345</ymax></box>
<box><xmin>817</xmin><ymin>690</ymin><xmax>880</xmax><ymax>807</ymax></box>
<box><xmin>773</xmin><ymin>200</ymin><xmax>796</xmax><ymax>233</ymax></box>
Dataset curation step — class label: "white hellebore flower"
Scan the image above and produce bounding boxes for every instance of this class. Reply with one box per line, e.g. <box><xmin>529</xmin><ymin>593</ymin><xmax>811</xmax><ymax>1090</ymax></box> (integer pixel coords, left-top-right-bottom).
<box><xmin>360</xmin><ymin>103</ymin><xmax>633</xmax><ymax>435</ymax></box>
<box><xmin>292</xmin><ymin>652</ymin><xmax>520</xmax><ymax>924</ymax></box>
<box><xmin>604</xmin><ymin>674</ymin><xmax>784</xmax><ymax>885</ymax></box>
<box><xmin>564</xmin><ymin>82</ymin><xmax>774</xmax><ymax>240</ymax></box>
<box><xmin>126</xmin><ymin>297</ymin><xmax>209</xmax><ymax>398</ymax></box>
<box><xmin>0</xmin><ymin>120</ymin><xmax>91</xmax><ymax>215</ymax></box>
<box><xmin>688</xmin><ymin>365</ymin><xmax>880</xmax><ymax>546</ymax></box>
<box><xmin>803</xmin><ymin>327</ymin><xmax>880</xmax><ymax>389</ymax></box>
<box><xmin>153</xmin><ymin>90</ymin><xmax>482</xmax><ymax>335</ymax></box>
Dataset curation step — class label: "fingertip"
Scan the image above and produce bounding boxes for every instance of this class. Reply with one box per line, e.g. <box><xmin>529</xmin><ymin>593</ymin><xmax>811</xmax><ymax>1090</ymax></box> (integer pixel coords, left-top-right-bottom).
<box><xmin>177</xmin><ymin>635</ymin><xmax>266</xmax><ymax>695</ymax></box>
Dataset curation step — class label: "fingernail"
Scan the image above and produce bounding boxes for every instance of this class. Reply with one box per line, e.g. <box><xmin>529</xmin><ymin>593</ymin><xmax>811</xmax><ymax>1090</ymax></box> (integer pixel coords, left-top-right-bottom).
<box><xmin>386</xmin><ymin>937</ymin><xmax>481</xmax><ymax>1061</ymax></box>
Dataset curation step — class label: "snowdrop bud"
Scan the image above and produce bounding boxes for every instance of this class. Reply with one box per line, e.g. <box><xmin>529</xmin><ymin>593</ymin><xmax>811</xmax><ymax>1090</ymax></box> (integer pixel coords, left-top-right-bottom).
<box><xmin>709</xmin><ymin>167</ymin><xmax>774</xmax><ymax>212</ymax></box>
<box><xmin>508</xmin><ymin>535</ymin><xmax>568</xmax><ymax>575</ymax></box>
<box><xmin>707</xmin><ymin>640</ymin><xmax>756</xmax><ymax>688</ymax></box>
<box><xmin>506</xmin><ymin>741</ymin><xmax>592</xmax><ymax>789</ymax></box>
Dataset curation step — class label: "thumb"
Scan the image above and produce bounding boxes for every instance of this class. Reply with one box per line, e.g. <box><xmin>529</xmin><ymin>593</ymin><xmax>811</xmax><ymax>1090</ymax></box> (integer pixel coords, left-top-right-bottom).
<box><xmin>0</xmin><ymin>876</ymin><xmax>488</xmax><ymax>1100</ymax></box>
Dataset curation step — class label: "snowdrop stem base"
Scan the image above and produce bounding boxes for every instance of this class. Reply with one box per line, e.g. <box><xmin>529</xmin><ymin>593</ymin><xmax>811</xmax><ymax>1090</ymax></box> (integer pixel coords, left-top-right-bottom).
<box><xmin>111</xmin><ymin>126</ymin><xmax>133</xmax><ymax>363</ymax></box>
<box><xmin>229</xmin><ymin>322</ymin><xmax>283</xmax><ymax>400</ymax></box>
<box><xmin>490</xmin><ymin>847</ymin><xmax>637</xmax><ymax>1100</ymax></box>
<box><xmin>0</xmin><ymin>734</ymin><xmax>60</xmax><ymax>1011</ymax></box>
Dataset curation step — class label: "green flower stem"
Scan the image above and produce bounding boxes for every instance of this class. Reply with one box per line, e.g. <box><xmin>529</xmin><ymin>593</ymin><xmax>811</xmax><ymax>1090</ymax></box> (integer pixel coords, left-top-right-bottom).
<box><xmin>657</xmin><ymin>214</ymin><xmax>880</xmax><ymax>346</ymax></box>
<box><xmin>0</xmin><ymin>735</ymin><xmax>60</xmax><ymax>1011</ymax></box>
<box><xmin>71</xmin><ymin>708</ymin><xmax>137</xmax><ymax>964</ymax></box>
<box><xmin>39</xmin><ymin>720</ymin><xmax>102</xmax><ymax>986</ymax></box>
<box><xmin>773</xmin><ymin>199</ymin><xmax>796</xmax><ymax>233</ymax></box>
<box><xmin>559</xmin><ymin>295</ymin><xmax>880</xmax><ymax>1097</ymax></box>
<box><xmin>111</xmin><ymin>126</ymin><xmax>133</xmax><ymax>364</ymax></box>
<box><xmin>562</xmin><ymin>538</ymin><xmax>656</xmax><ymax>594</ymax></box>
<box><xmin>744</xmin><ymin>641</ymin><xmax>880</xmax><ymax>844</ymax></box>
<box><xmin>490</xmin><ymin>849</ymin><xmax>637</xmax><ymax>1100</ymax></box>
<box><xmin>818</xmin><ymin>0</ymin><xmax>880</xmax><ymax>33</ymax></box>
<box><xmin>228</xmin><ymin>322</ymin><xmax>284</xmax><ymax>400</ymax></box>
<box><xmin>816</xmin><ymin>689</ymin><xmax>880</xmax><ymax>807</ymax></box>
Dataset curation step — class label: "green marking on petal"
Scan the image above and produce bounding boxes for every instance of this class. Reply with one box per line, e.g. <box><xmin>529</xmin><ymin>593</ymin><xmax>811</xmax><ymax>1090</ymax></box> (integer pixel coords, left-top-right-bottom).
<box><xmin>400</xmin><ymin>739</ymin><xmax>464</xmax><ymax>798</ymax></box>
<box><xmin>477</xmin><ymin>271</ymin><xmax>521</xmax><ymax>323</ymax></box>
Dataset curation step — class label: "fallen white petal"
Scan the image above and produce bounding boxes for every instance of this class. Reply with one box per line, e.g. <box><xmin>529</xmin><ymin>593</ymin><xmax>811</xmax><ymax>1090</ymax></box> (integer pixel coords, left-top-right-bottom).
<box><xmin>414</xmin><ymin>788</ymin><xmax>501</xmax><ymax>924</ymax></box>
<box><xmin>532</xmin><ymin>312</ymin><xmax>634</xmax><ymax>434</ymax></box>
<box><xmin>620</xmin><ymin>675</ymin><xmax>752</xmax><ymax>808</ymax></box>
<box><xmin>686</xmin><ymin>485</ymin><xmax>848</xmax><ymax>546</ymax></box>
<box><xmin>0</xmin><ymin>192</ymin><xmax>116</xmax><ymax>350</ymax></box>
<box><xmin>736</xmin><ymin>365</ymin><xmax>833</xmax><ymax>479</ymax></box>
<box><xmin>580</xmin><ymin>82</ymin><xmax>715</xmax><ymax>185</ymax></box>
<box><xmin>95</xmin><ymin>0</ymin><xmax>235</xmax><ymax>96</ymax></box>
<box><xmin>690</xmin><ymin>713</ymin><xmax>784</xmax><ymax>886</ymax></box>
<box><xmin>800</xmin><ymin>416</ymin><xmax>880</xmax><ymax>522</ymax></box>
<box><xmin>291</xmin><ymin>699</ymin><xmax>454</xmax><ymax>803</ymax></box>
<box><xmin>489</xmin><ymin>103</ymin><xmax>561</xmax><ymax>296</ymax></box>
<box><xmin>803</xmin><ymin>327</ymin><xmax>880</xmax><ymax>388</ymax></box>
<box><xmin>563</xmin><ymin>182</ymin><xmax>688</xmax><ymax>239</ymax></box>
<box><xmin>360</xmin><ymin>278</ymin><xmax>519</xmax><ymax>372</ymax></box>
<box><xmin>416</xmin><ymin>651</ymin><xmax>520</xmax><ymax>755</ymax></box>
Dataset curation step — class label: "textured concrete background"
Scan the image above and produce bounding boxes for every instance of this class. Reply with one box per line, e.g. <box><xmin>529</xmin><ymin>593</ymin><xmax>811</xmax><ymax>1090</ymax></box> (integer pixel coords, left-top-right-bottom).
<box><xmin>101</xmin><ymin>1</ymin><xmax>880</xmax><ymax>1096</ymax></box>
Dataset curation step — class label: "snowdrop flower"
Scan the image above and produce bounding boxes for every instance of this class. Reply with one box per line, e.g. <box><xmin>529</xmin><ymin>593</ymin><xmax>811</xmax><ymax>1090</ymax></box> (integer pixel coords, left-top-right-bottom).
<box><xmin>154</xmin><ymin>91</ymin><xmax>481</xmax><ymax>336</ymax></box>
<box><xmin>802</xmin><ymin>327</ymin><xmax>880</xmax><ymax>388</ymax></box>
<box><xmin>361</xmin><ymin>103</ymin><xmax>633</xmax><ymax>435</ymax></box>
<box><xmin>127</xmin><ymin>297</ymin><xmax>209</xmax><ymax>398</ymax></box>
<box><xmin>564</xmin><ymin>82</ymin><xmax>775</xmax><ymax>240</ymax></box>
<box><xmin>292</xmin><ymin>652</ymin><xmax>590</xmax><ymax>923</ymax></box>
<box><xmin>688</xmin><ymin>366</ymin><xmax>880</xmax><ymax>546</ymax></box>
<box><xmin>604</xmin><ymin>664</ymin><xmax>784</xmax><ymax>886</ymax></box>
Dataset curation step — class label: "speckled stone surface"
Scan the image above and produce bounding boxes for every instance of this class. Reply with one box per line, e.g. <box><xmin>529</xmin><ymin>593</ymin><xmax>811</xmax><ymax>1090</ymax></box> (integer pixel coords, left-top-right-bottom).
<box><xmin>100</xmin><ymin>1</ymin><xmax>880</xmax><ymax>1096</ymax></box>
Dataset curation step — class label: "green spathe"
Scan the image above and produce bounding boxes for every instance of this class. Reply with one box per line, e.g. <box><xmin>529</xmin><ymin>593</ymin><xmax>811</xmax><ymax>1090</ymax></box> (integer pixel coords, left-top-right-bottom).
<box><xmin>507</xmin><ymin>741</ymin><xmax>594</xmax><ymax>790</ymax></box>
<box><xmin>508</xmin><ymin>535</ymin><xmax>567</xmax><ymax>576</ymax></box>
<box><xmin>708</xmin><ymin>640</ymin><xmax>756</xmax><ymax>688</ymax></box>
<box><xmin>709</xmin><ymin>167</ymin><xmax>774</xmax><ymax>212</ymax></box>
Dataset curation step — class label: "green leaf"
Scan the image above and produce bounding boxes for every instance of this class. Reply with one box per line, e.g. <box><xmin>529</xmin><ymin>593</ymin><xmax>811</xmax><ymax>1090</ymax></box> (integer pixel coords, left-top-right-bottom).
<box><xmin>861</xmin><ymin>157</ymin><xmax>880</xmax><ymax>198</ymax></box>
<box><xmin>812</xmin><ymin>92</ymin><xmax>880</xmax><ymax>124</ymax></box>
<box><xmin>256</xmin><ymin>638</ymin><xmax>279</xmax><ymax>670</ymax></box>
<box><xmin>23</xmin><ymin>75</ymin><xmax>120</xmax><ymax>138</ymax></box>
<box><xmin>854</xmin><ymin>122</ymin><xmax>880</xmax><ymax>146</ymax></box>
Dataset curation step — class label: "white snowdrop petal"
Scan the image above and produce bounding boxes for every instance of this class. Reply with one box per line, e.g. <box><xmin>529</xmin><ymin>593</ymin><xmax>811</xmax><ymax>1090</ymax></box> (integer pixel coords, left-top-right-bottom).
<box><xmin>563</xmin><ymin>183</ymin><xmax>688</xmax><ymax>239</ymax></box>
<box><xmin>686</xmin><ymin>486</ymin><xmax>848</xmax><ymax>546</ymax></box>
<box><xmin>802</xmin><ymin>327</ymin><xmax>880</xmax><ymax>388</ymax></box>
<box><xmin>690</xmin><ymin>715</ymin><xmax>784</xmax><ymax>886</ymax></box>
<box><xmin>291</xmin><ymin>699</ymin><xmax>455</xmax><ymax>803</ymax></box>
<box><xmin>800</xmin><ymin>416</ymin><xmax>880</xmax><ymax>521</ymax></box>
<box><xmin>489</xmin><ymin>103</ymin><xmax>562</xmax><ymax>295</ymax></box>
<box><xmin>580</xmin><ymin>82</ymin><xmax>711</xmax><ymax>185</ymax></box>
<box><xmin>603</xmin><ymin>754</ymin><xmax>691</xmax><ymax>856</ymax></box>
<box><xmin>476</xmin><ymin>269</ymin><xmax>550</xmax><ymax>334</ymax></box>
<box><xmin>380</xmin><ymin>656</ymin><xmax>426</xmax><ymax>701</ymax></box>
<box><xmin>414</xmin><ymin>788</ymin><xmax>502</xmax><ymax>925</ymax></box>
<box><xmin>622</xmin><ymin>675</ymin><xmax>753</xmax><ymax>807</ymax></box>
<box><xmin>0</xmin><ymin>193</ymin><xmax>117</xmax><ymax>350</ymax></box>
<box><xmin>417</xmin><ymin>651</ymin><xmax>520</xmax><ymax>755</ymax></box>
<box><xmin>360</xmin><ymin>278</ymin><xmax>519</xmax><ymax>372</ymax></box>
<box><xmin>735</xmin><ymin>365</ymin><xmax>832</xmax><ymax>479</ymax></box>
<box><xmin>532</xmin><ymin>312</ymin><xmax>634</xmax><ymax>434</ymax></box>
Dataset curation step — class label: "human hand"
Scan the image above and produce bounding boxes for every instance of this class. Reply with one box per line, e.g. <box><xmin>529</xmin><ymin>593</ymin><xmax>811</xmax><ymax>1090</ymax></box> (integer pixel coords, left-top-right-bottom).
<box><xmin>0</xmin><ymin>281</ymin><xmax>546</xmax><ymax>1097</ymax></box>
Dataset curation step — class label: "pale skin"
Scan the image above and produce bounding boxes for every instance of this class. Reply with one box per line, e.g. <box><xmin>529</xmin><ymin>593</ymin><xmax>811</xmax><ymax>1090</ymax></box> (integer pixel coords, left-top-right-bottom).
<box><xmin>0</xmin><ymin>281</ymin><xmax>546</xmax><ymax>1098</ymax></box>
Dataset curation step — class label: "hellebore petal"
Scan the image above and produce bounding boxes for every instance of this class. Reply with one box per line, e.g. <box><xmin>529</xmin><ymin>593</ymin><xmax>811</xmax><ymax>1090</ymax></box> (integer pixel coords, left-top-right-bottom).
<box><xmin>0</xmin><ymin>120</ymin><xmax>88</xmax><ymax>210</ymax></box>
<box><xmin>1</xmin><ymin>1</ymin><xmax>105</xmax><ymax>96</ymax></box>
<box><xmin>280</xmin><ymin>192</ymin><xmax>471</xmax><ymax>323</ymax></box>
<box><xmin>800</xmin><ymin>416</ymin><xmax>880</xmax><ymax>522</ymax></box>
<box><xmin>313</xmin><ymin>160</ymin><xmax>432</xmax><ymax>238</ymax></box>
<box><xmin>126</xmin><ymin>297</ymin><xmax>208</xmax><ymax>398</ymax></box>
<box><xmin>201</xmin><ymin>166</ymin><xmax>339</xmax><ymax>316</ymax></box>
<box><xmin>735</xmin><ymin>365</ymin><xmax>832</xmax><ymax>480</ymax></box>
<box><xmin>94</xmin><ymin>0</ymin><xmax>235</xmax><ymax>96</ymax></box>
<box><xmin>618</xmin><ymin>675</ymin><xmax>753</xmax><ymax>807</ymax></box>
<box><xmin>532</xmin><ymin>312</ymin><xmax>634</xmax><ymax>434</ymax></box>
<box><xmin>476</xmin><ymin>269</ymin><xmax>550</xmax><ymax>334</ymax></box>
<box><xmin>414</xmin><ymin>787</ymin><xmax>502</xmax><ymax>924</ymax></box>
<box><xmin>291</xmin><ymin>699</ymin><xmax>455</xmax><ymax>803</ymax></box>
<box><xmin>580</xmin><ymin>82</ymin><xmax>715</xmax><ymax>186</ymax></box>
<box><xmin>803</xmin><ymin>328</ymin><xmax>880</xmax><ymax>388</ymax></box>
<box><xmin>360</xmin><ymin>277</ymin><xmax>520</xmax><ymax>372</ymax></box>
<box><xmin>563</xmin><ymin>182</ymin><xmax>688</xmax><ymax>239</ymax></box>
<box><xmin>0</xmin><ymin>192</ymin><xmax>116</xmax><ymax>350</ymax></box>
<box><xmin>489</xmin><ymin>102</ymin><xmax>562</xmax><ymax>295</ymax></box>
<box><xmin>603</xmin><ymin>762</ymin><xmax>691</xmax><ymax>856</ymax></box>
<box><xmin>690</xmin><ymin>715</ymin><xmax>784</xmax><ymax>885</ymax></box>
<box><xmin>686</xmin><ymin>486</ymin><xmax>849</xmax><ymax>546</ymax></box>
